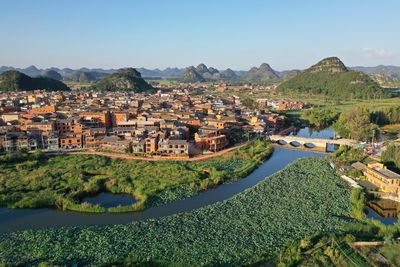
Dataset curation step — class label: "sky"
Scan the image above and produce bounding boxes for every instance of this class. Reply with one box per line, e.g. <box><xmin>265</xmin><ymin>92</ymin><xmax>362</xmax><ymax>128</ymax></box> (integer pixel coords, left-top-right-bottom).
<box><xmin>0</xmin><ymin>0</ymin><xmax>399</xmax><ymax>70</ymax></box>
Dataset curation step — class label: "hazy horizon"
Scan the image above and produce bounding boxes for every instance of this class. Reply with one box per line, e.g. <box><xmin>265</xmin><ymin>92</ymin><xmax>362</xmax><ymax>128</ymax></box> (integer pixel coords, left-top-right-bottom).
<box><xmin>3</xmin><ymin>60</ymin><xmax>400</xmax><ymax>73</ymax></box>
<box><xmin>1</xmin><ymin>0</ymin><xmax>399</xmax><ymax>70</ymax></box>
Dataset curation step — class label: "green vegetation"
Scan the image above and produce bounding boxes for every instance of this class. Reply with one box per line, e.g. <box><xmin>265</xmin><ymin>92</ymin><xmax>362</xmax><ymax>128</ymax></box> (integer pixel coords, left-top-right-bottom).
<box><xmin>0</xmin><ymin>140</ymin><xmax>273</xmax><ymax>212</ymax></box>
<box><xmin>333</xmin><ymin>107</ymin><xmax>379</xmax><ymax>141</ymax></box>
<box><xmin>330</xmin><ymin>145</ymin><xmax>367</xmax><ymax>165</ymax></box>
<box><xmin>41</xmin><ymin>70</ymin><xmax>62</xmax><ymax>81</ymax></box>
<box><xmin>179</xmin><ymin>66</ymin><xmax>205</xmax><ymax>83</ymax></box>
<box><xmin>349</xmin><ymin>188</ymin><xmax>367</xmax><ymax>220</ymax></box>
<box><xmin>0</xmin><ymin>70</ymin><xmax>69</xmax><ymax>91</ymax></box>
<box><xmin>371</xmin><ymin>105</ymin><xmax>400</xmax><ymax>125</ymax></box>
<box><xmin>63</xmin><ymin>201</ymin><xmax>105</xmax><ymax>213</ymax></box>
<box><xmin>380</xmin><ymin>243</ymin><xmax>400</xmax><ymax>266</ymax></box>
<box><xmin>91</xmin><ymin>68</ymin><xmax>155</xmax><ymax>92</ymax></box>
<box><xmin>277</xmin><ymin>234</ymin><xmax>370</xmax><ymax>267</ymax></box>
<box><xmin>277</xmin><ymin>188</ymin><xmax>400</xmax><ymax>267</ymax></box>
<box><xmin>0</xmin><ymin>158</ymin><xmax>352</xmax><ymax>265</ymax></box>
<box><xmin>381</xmin><ymin>123</ymin><xmax>400</xmax><ymax>135</ymax></box>
<box><xmin>301</xmin><ymin>108</ymin><xmax>340</xmax><ymax>128</ymax></box>
<box><xmin>243</xmin><ymin>63</ymin><xmax>280</xmax><ymax>83</ymax></box>
<box><xmin>277</xmin><ymin>57</ymin><xmax>387</xmax><ymax>100</ymax></box>
<box><xmin>381</xmin><ymin>142</ymin><xmax>400</xmax><ymax>169</ymax></box>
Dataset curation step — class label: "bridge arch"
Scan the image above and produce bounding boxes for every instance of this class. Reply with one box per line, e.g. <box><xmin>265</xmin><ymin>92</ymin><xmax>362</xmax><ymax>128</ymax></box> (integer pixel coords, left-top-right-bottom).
<box><xmin>304</xmin><ymin>143</ymin><xmax>316</xmax><ymax>149</ymax></box>
<box><xmin>277</xmin><ymin>140</ymin><xmax>287</xmax><ymax>145</ymax></box>
<box><xmin>289</xmin><ymin>141</ymin><xmax>301</xmax><ymax>147</ymax></box>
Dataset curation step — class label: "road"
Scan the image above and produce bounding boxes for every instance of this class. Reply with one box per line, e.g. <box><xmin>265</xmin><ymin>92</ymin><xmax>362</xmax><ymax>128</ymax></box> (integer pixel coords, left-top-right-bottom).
<box><xmin>68</xmin><ymin>142</ymin><xmax>250</xmax><ymax>162</ymax></box>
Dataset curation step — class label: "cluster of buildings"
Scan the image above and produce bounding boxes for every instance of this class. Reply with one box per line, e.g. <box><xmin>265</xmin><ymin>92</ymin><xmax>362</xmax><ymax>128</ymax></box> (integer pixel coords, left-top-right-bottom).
<box><xmin>353</xmin><ymin>162</ymin><xmax>400</xmax><ymax>200</ymax></box>
<box><xmin>0</xmin><ymin>88</ymin><xmax>287</xmax><ymax>158</ymax></box>
<box><xmin>256</xmin><ymin>98</ymin><xmax>306</xmax><ymax>110</ymax></box>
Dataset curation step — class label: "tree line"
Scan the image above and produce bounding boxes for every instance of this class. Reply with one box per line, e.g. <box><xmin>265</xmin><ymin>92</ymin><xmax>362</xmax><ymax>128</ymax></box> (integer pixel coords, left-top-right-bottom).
<box><xmin>302</xmin><ymin>105</ymin><xmax>400</xmax><ymax>142</ymax></box>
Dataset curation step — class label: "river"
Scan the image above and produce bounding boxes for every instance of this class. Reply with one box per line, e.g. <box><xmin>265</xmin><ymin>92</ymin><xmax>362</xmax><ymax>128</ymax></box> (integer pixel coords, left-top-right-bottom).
<box><xmin>289</xmin><ymin>127</ymin><xmax>335</xmax><ymax>139</ymax></box>
<box><xmin>366</xmin><ymin>199</ymin><xmax>400</xmax><ymax>225</ymax></box>
<box><xmin>0</xmin><ymin>148</ymin><xmax>325</xmax><ymax>233</ymax></box>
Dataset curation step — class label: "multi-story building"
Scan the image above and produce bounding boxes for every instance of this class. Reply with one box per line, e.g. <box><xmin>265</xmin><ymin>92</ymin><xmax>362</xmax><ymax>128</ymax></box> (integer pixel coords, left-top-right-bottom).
<box><xmin>59</xmin><ymin>133</ymin><xmax>83</xmax><ymax>149</ymax></box>
<box><xmin>158</xmin><ymin>139</ymin><xmax>189</xmax><ymax>157</ymax></box>
<box><xmin>78</xmin><ymin>111</ymin><xmax>111</xmax><ymax>128</ymax></box>
<box><xmin>354</xmin><ymin>162</ymin><xmax>400</xmax><ymax>197</ymax></box>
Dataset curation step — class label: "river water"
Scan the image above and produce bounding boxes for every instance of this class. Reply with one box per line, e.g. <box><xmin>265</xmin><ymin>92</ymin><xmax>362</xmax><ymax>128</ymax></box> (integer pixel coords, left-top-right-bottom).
<box><xmin>0</xmin><ymin>148</ymin><xmax>324</xmax><ymax>233</ymax></box>
<box><xmin>290</xmin><ymin>127</ymin><xmax>336</xmax><ymax>139</ymax></box>
<box><xmin>83</xmin><ymin>192</ymin><xmax>137</xmax><ymax>208</ymax></box>
<box><xmin>366</xmin><ymin>199</ymin><xmax>400</xmax><ymax>225</ymax></box>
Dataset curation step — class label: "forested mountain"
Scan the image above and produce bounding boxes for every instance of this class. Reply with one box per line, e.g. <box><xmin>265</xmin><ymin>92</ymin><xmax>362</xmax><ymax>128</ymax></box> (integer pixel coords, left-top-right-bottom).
<box><xmin>351</xmin><ymin>65</ymin><xmax>400</xmax><ymax>78</ymax></box>
<box><xmin>91</xmin><ymin>68</ymin><xmax>154</xmax><ymax>92</ymax></box>
<box><xmin>41</xmin><ymin>70</ymin><xmax>63</xmax><ymax>81</ymax></box>
<box><xmin>0</xmin><ymin>71</ymin><xmax>69</xmax><ymax>91</ymax></box>
<box><xmin>2</xmin><ymin>62</ymin><xmax>399</xmax><ymax>86</ymax></box>
<box><xmin>66</xmin><ymin>70</ymin><xmax>110</xmax><ymax>83</ymax></box>
<box><xmin>195</xmin><ymin>64</ymin><xmax>221</xmax><ymax>80</ymax></box>
<box><xmin>276</xmin><ymin>57</ymin><xmax>387</xmax><ymax>99</ymax></box>
<box><xmin>180</xmin><ymin>66</ymin><xmax>205</xmax><ymax>83</ymax></box>
<box><xmin>221</xmin><ymin>68</ymin><xmax>238</xmax><ymax>80</ymax></box>
<box><xmin>243</xmin><ymin>63</ymin><xmax>279</xmax><ymax>82</ymax></box>
<box><xmin>179</xmin><ymin>63</ymin><xmax>282</xmax><ymax>83</ymax></box>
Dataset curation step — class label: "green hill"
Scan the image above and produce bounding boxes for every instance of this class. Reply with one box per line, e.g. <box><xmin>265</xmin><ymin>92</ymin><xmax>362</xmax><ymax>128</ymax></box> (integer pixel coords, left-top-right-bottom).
<box><xmin>70</xmin><ymin>71</ymin><xmax>97</xmax><ymax>83</ymax></box>
<box><xmin>0</xmin><ymin>70</ymin><xmax>69</xmax><ymax>91</ymax></box>
<box><xmin>91</xmin><ymin>68</ymin><xmax>154</xmax><ymax>92</ymax></box>
<box><xmin>179</xmin><ymin>66</ymin><xmax>205</xmax><ymax>83</ymax></box>
<box><xmin>244</xmin><ymin>63</ymin><xmax>279</xmax><ymax>83</ymax></box>
<box><xmin>41</xmin><ymin>70</ymin><xmax>63</xmax><ymax>81</ymax></box>
<box><xmin>221</xmin><ymin>68</ymin><xmax>238</xmax><ymax>81</ymax></box>
<box><xmin>276</xmin><ymin>57</ymin><xmax>388</xmax><ymax>99</ymax></box>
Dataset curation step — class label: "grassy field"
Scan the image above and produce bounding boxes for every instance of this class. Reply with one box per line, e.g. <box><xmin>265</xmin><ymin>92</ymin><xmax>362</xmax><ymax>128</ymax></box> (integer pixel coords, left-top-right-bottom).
<box><xmin>0</xmin><ymin>158</ymin><xmax>352</xmax><ymax>265</ymax></box>
<box><xmin>381</xmin><ymin>123</ymin><xmax>400</xmax><ymax>135</ymax></box>
<box><xmin>208</xmin><ymin>87</ymin><xmax>400</xmax><ymax>114</ymax></box>
<box><xmin>380</xmin><ymin>243</ymin><xmax>400</xmax><ymax>266</ymax></box>
<box><xmin>0</xmin><ymin>140</ymin><xmax>273</xmax><ymax>213</ymax></box>
<box><xmin>63</xmin><ymin>81</ymin><xmax>92</xmax><ymax>88</ymax></box>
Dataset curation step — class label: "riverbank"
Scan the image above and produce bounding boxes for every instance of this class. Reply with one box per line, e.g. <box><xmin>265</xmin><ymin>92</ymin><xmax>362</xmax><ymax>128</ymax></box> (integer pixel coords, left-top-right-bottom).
<box><xmin>0</xmin><ymin>148</ymin><xmax>324</xmax><ymax>233</ymax></box>
<box><xmin>0</xmin><ymin>157</ymin><xmax>352</xmax><ymax>265</ymax></box>
<box><xmin>0</xmin><ymin>139</ymin><xmax>273</xmax><ymax>213</ymax></box>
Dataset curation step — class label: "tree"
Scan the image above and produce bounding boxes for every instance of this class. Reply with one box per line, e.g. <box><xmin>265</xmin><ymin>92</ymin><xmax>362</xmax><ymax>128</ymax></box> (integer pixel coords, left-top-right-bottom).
<box><xmin>301</xmin><ymin>108</ymin><xmax>339</xmax><ymax>128</ymax></box>
<box><xmin>381</xmin><ymin>142</ymin><xmax>400</xmax><ymax>169</ymax></box>
<box><xmin>333</xmin><ymin>107</ymin><xmax>378</xmax><ymax>141</ymax></box>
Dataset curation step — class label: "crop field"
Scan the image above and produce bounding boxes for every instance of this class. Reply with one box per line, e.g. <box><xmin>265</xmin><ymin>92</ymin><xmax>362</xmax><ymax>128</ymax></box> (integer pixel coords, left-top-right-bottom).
<box><xmin>0</xmin><ymin>158</ymin><xmax>352</xmax><ymax>265</ymax></box>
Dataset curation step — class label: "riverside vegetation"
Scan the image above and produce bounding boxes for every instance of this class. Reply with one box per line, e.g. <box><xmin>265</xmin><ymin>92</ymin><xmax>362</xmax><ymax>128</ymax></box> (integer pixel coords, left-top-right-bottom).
<box><xmin>299</xmin><ymin>105</ymin><xmax>400</xmax><ymax>142</ymax></box>
<box><xmin>0</xmin><ymin>158</ymin><xmax>353</xmax><ymax>265</ymax></box>
<box><xmin>277</xmin><ymin>188</ymin><xmax>400</xmax><ymax>266</ymax></box>
<box><xmin>0</xmin><ymin>140</ymin><xmax>273</xmax><ymax>213</ymax></box>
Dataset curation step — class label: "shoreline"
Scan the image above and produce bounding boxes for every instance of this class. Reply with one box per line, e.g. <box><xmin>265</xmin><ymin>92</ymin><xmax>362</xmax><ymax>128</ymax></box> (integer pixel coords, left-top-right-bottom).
<box><xmin>0</xmin><ymin>147</ymin><xmax>324</xmax><ymax>233</ymax></box>
<box><xmin>0</xmin><ymin>140</ymin><xmax>273</xmax><ymax>215</ymax></box>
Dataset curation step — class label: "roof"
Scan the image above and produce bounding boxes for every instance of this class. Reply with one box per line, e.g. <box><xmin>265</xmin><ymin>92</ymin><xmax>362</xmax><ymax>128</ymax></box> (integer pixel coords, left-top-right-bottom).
<box><xmin>373</xmin><ymin>167</ymin><xmax>400</xmax><ymax>179</ymax></box>
<box><xmin>352</xmin><ymin>162</ymin><xmax>367</xmax><ymax>171</ymax></box>
<box><xmin>160</xmin><ymin>139</ymin><xmax>188</xmax><ymax>145</ymax></box>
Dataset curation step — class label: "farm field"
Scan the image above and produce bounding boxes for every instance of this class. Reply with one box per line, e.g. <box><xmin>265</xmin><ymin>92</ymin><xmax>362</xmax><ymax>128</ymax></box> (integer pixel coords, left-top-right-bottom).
<box><xmin>0</xmin><ymin>157</ymin><xmax>352</xmax><ymax>265</ymax></box>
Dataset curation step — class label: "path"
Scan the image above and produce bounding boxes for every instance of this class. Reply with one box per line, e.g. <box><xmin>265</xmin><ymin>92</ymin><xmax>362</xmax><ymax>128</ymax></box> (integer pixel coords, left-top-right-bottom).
<box><xmin>67</xmin><ymin>142</ymin><xmax>250</xmax><ymax>162</ymax></box>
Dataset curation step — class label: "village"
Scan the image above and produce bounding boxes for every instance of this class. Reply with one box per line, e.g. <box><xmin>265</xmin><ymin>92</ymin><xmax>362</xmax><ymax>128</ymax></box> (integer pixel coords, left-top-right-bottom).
<box><xmin>0</xmin><ymin>87</ymin><xmax>305</xmax><ymax>159</ymax></box>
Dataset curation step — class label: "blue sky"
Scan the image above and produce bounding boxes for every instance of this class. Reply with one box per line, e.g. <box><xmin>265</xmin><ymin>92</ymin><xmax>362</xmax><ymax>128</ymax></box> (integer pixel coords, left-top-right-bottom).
<box><xmin>0</xmin><ymin>0</ymin><xmax>399</xmax><ymax>70</ymax></box>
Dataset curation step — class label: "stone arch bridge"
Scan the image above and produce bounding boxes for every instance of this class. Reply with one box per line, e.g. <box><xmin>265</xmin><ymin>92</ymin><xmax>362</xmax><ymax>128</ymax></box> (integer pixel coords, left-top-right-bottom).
<box><xmin>269</xmin><ymin>135</ymin><xmax>358</xmax><ymax>152</ymax></box>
